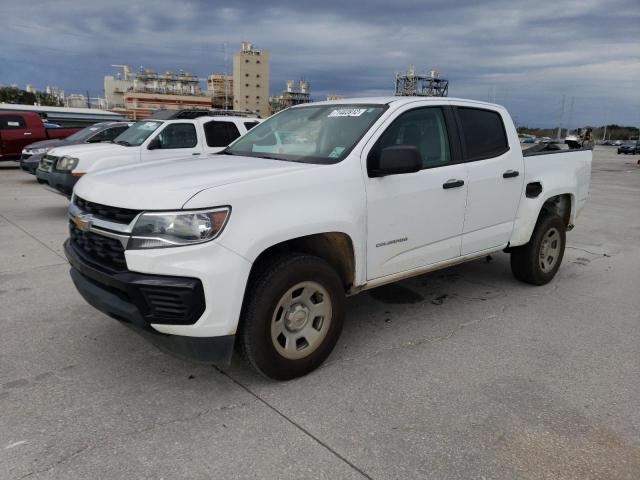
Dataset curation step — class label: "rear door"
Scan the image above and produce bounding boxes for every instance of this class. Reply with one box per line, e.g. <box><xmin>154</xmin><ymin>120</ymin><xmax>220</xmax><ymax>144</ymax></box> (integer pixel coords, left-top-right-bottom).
<box><xmin>202</xmin><ymin>120</ymin><xmax>242</xmax><ymax>153</ymax></box>
<box><xmin>141</xmin><ymin>122</ymin><xmax>201</xmax><ymax>162</ymax></box>
<box><xmin>0</xmin><ymin>114</ymin><xmax>31</xmax><ymax>158</ymax></box>
<box><xmin>455</xmin><ymin>105</ymin><xmax>525</xmax><ymax>255</ymax></box>
<box><xmin>364</xmin><ymin>104</ymin><xmax>468</xmax><ymax>279</ymax></box>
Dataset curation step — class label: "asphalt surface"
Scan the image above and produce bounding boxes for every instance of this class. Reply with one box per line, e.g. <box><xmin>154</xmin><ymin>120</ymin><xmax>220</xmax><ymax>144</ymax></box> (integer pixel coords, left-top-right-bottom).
<box><xmin>1</xmin><ymin>147</ymin><xmax>639</xmax><ymax>479</ymax></box>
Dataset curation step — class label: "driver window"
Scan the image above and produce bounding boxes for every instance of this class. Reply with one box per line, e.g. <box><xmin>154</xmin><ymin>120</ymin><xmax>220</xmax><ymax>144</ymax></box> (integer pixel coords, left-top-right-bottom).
<box><xmin>369</xmin><ymin>107</ymin><xmax>451</xmax><ymax>170</ymax></box>
<box><xmin>156</xmin><ymin>123</ymin><xmax>197</xmax><ymax>149</ymax></box>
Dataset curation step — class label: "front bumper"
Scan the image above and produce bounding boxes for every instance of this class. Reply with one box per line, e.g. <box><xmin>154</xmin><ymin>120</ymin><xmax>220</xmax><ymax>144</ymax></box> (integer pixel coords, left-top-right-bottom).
<box><xmin>20</xmin><ymin>154</ymin><xmax>42</xmax><ymax>174</ymax></box>
<box><xmin>64</xmin><ymin>239</ymin><xmax>235</xmax><ymax>364</ymax></box>
<box><xmin>36</xmin><ymin>169</ymin><xmax>79</xmax><ymax>197</ymax></box>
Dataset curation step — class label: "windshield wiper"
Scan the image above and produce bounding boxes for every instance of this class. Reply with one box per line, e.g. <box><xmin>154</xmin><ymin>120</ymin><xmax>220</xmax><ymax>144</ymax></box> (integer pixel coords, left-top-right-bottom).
<box><xmin>115</xmin><ymin>140</ymin><xmax>132</xmax><ymax>146</ymax></box>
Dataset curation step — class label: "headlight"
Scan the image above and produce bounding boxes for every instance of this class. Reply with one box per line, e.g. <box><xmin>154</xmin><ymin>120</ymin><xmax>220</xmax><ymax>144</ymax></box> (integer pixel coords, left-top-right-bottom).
<box><xmin>57</xmin><ymin>156</ymin><xmax>79</xmax><ymax>171</ymax></box>
<box><xmin>29</xmin><ymin>147</ymin><xmax>49</xmax><ymax>155</ymax></box>
<box><xmin>129</xmin><ymin>207</ymin><xmax>231</xmax><ymax>249</ymax></box>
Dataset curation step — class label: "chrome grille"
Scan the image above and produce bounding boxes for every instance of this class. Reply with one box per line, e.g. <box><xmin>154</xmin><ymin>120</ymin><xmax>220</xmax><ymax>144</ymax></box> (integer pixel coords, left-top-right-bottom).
<box><xmin>39</xmin><ymin>154</ymin><xmax>57</xmax><ymax>172</ymax></box>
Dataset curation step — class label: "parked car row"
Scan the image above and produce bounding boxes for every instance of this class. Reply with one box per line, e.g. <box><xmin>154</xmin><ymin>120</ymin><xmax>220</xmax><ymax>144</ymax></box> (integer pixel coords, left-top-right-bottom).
<box><xmin>20</xmin><ymin>121</ymin><xmax>133</xmax><ymax>174</ymax></box>
<box><xmin>19</xmin><ymin>110</ymin><xmax>260</xmax><ymax>197</ymax></box>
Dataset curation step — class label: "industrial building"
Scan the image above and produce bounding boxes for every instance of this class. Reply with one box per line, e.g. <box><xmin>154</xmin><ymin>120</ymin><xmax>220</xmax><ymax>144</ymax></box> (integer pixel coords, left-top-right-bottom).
<box><xmin>233</xmin><ymin>42</ymin><xmax>270</xmax><ymax>118</ymax></box>
<box><xmin>394</xmin><ymin>66</ymin><xmax>448</xmax><ymax>97</ymax></box>
<box><xmin>66</xmin><ymin>94</ymin><xmax>88</xmax><ymax>109</ymax></box>
<box><xmin>207</xmin><ymin>74</ymin><xmax>233</xmax><ymax>109</ymax></box>
<box><xmin>270</xmin><ymin>80</ymin><xmax>311</xmax><ymax>113</ymax></box>
<box><xmin>104</xmin><ymin>65</ymin><xmax>212</xmax><ymax>119</ymax></box>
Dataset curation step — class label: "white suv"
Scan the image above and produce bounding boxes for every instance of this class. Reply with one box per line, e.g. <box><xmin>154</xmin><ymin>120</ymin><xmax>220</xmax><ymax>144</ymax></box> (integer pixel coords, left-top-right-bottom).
<box><xmin>36</xmin><ymin>112</ymin><xmax>261</xmax><ymax>197</ymax></box>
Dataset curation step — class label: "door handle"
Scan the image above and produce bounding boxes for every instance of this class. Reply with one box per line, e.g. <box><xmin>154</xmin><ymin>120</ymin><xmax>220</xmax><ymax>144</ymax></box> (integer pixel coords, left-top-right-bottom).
<box><xmin>192</xmin><ymin>152</ymin><xmax>201</xmax><ymax>155</ymax></box>
<box><xmin>503</xmin><ymin>170</ymin><xmax>519</xmax><ymax>178</ymax></box>
<box><xmin>24</xmin><ymin>132</ymin><xmax>32</xmax><ymax>135</ymax></box>
<box><xmin>442</xmin><ymin>179</ymin><xmax>465</xmax><ymax>189</ymax></box>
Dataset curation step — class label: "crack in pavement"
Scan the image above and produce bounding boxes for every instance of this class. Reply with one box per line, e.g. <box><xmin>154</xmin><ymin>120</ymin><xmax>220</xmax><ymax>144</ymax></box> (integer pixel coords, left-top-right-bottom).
<box><xmin>215</xmin><ymin>368</ymin><xmax>375</xmax><ymax>480</ymax></box>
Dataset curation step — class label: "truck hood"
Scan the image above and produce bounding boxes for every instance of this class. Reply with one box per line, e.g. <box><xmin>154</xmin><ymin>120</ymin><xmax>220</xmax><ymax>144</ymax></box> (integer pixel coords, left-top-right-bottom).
<box><xmin>24</xmin><ymin>138</ymin><xmax>67</xmax><ymax>150</ymax></box>
<box><xmin>47</xmin><ymin>143</ymin><xmax>125</xmax><ymax>158</ymax></box>
<box><xmin>74</xmin><ymin>154</ymin><xmax>318</xmax><ymax>210</ymax></box>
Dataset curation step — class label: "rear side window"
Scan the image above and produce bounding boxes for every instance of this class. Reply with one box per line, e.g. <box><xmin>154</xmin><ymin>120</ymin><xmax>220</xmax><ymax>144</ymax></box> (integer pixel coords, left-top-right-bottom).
<box><xmin>244</xmin><ymin>121</ymin><xmax>259</xmax><ymax>131</ymax></box>
<box><xmin>204</xmin><ymin>121</ymin><xmax>241</xmax><ymax>147</ymax></box>
<box><xmin>457</xmin><ymin>108</ymin><xmax>509</xmax><ymax>160</ymax></box>
<box><xmin>0</xmin><ymin>115</ymin><xmax>27</xmax><ymax>129</ymax></box>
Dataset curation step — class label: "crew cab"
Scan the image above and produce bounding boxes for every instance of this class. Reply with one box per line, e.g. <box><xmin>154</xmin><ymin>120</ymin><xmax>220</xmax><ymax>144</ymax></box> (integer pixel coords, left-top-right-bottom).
<box><xmin>36</xmin><ymin>111</ymin><xmax>260</xmax><ymax>197</ymax></box>
<box><xmin>64</xmin><ymin>97</ymin><xmax>592</xmax><ymax>380</ymax></box>
<box><xmin>19</xmin><ymin>121</ymin><xmax>132</xmax><ymax>174</ymax></box>
<box><xmin>0</xmin><ymin>112</ymin><xmax>82</xmax><ymax>160</ymax></box>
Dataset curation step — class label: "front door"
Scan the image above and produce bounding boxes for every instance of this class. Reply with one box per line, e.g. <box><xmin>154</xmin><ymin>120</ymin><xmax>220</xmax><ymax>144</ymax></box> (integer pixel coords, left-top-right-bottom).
<box><xmin>364</xmin><ymin>106</ymin><xmax>468</xmax><ymax>280</ymax></box>
<box><xmin>141</xmin><ymin>122</ymin><xmax>201</xmax><ymax>162</ymax></box>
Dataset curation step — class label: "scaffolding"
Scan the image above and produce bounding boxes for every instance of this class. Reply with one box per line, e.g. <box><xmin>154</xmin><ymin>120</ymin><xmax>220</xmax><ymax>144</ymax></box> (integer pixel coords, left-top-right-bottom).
<box><xmin>394</xmin><ymin>65</ymin><xmax>448</xmax><ymax>97</ymax></box>
<box><xmin>270</xmin><ymin>80</ymin><xmax>311</xmax><ymax>112</ymax></box>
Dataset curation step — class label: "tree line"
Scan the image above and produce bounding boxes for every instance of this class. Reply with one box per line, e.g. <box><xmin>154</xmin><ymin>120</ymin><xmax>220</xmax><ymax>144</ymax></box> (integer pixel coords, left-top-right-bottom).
<box><xmin>0</xmin><ymin>86</ymin><xmax>63</xmax><ymax>107</ymax></box>
<box><xmin>518</xmin><ymin>125</ymin><xmax>639</xmax><ymax>141</ymax></box>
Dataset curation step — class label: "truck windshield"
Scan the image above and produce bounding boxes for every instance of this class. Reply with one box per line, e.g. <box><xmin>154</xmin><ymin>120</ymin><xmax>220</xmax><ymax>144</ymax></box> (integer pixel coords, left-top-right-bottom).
<box><xmin>113</xmin><ymin>121</ymin><xmax>162</xmax><ymax>146</ymax></box>
<box><xmin>66</xmin><ymin>125</ymin><xmax>105</xmax><ymax>142</ymax></box>
<box><xmin>226</xmin><ymin>104</ymin><xmax>387</xmax><ymax>164</ymax></box>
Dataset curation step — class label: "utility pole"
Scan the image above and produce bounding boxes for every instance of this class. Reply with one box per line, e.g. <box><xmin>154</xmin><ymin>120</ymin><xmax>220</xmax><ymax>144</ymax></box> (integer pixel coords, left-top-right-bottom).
<box><xmin>86</xmin><ymin>90</ymin><xmax>91</xmax><ymax>109</ymax></box>
<box><xmin>223</xmin><ymin>42</ymin><xmax>228</xmax><ymax>110</ymax></box>
<box><xmin>566</xmin><ymin>96</ymin><xmax>575</xmax><ymax>133</ymax></box>
<box><xmin>557</xmin><ymin>95</ymin><xmax>566</xmax><ymax>139</ymax></box>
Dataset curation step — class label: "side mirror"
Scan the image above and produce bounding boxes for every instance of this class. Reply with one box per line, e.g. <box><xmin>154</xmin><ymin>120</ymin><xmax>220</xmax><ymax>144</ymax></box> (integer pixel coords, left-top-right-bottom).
<box><xmin>370</xmin><ymin>145</ymin><xmax>422</xmax><ymax>177</ymax></box>
<box><xmin>147</xmin><ymin>138</ymin><xmax>161</xmax><ymax>150</ymax></box>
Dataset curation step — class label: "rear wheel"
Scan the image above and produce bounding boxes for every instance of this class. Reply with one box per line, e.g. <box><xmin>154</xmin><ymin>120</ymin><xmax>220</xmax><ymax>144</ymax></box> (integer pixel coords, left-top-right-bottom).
<box><xmin>510</xmin><ymin>213</ymin><xmax>566</xmax><ymax>285</ymax></box>
<box><xmin>238</xmin><ymin>253</ymin><xmax>345</xmax><ymax>380</ymax></box>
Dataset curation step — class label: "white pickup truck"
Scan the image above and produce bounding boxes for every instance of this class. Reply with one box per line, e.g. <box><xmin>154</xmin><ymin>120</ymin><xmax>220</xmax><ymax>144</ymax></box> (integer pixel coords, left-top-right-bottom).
<box><xmin>64</xmin><ymin>97</ymin><xmax>592</xmax><ymax>380</ymax></box>
<box><xmin>36</xmin><ymin>111</ymin><xmax>260</xmax><ymax>197</ymax></box>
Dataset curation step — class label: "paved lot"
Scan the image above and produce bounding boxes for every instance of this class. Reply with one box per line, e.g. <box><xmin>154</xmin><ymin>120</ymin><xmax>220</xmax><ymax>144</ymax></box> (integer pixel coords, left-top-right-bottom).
<box><xmin>1</xmin><ymin>147</ymin><xmax>639</xmax><ymax>479</ymax></box>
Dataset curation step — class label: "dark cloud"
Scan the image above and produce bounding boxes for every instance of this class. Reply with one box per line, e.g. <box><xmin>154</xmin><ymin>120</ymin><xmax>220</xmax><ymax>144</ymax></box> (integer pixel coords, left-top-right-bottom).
<box><xmin>1</xmin><ymin>0</ymin><xmax>638</xmax><ymax>126</ymax></box>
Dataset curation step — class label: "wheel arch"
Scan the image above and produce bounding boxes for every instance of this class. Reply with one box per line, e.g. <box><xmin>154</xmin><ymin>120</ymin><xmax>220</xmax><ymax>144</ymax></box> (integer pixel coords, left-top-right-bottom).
<box><xmin>247</xmin><ymin>232</ymin><xmax>357</xmax><ymax>293</ymax></box>
<box><xmin>509</xmin><ymin>191</ymin><xmax>575</xmax><ymax>247</ymax></box>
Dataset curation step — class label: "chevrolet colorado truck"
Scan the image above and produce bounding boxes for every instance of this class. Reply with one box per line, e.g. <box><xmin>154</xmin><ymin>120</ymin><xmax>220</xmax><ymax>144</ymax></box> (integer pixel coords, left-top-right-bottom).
<box><xmin>19</xmin><ymin>121</ymin><xmax>132</xmax><ymax>174</ymax></box>
<box><xmin>0</xmin><ymin>111</ymin><xmax>82</xmax><ymax>160</ymax></box>
<box><xmin>37</xmin><ymin>111</ymin><xmax>260</xmax><ymax>197</ymax></box>
<box><xmin>64</xmin><ymin>97</ymin><xmax>592</xmax><ymax>380</ymax></box>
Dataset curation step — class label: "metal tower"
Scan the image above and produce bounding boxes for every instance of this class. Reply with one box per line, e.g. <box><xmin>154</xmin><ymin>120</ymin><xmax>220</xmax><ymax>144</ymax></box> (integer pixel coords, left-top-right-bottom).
<box><xmin>394</xmin><ymin>65</ymin><xmax>448</xmax><ymax>97</ymax></box>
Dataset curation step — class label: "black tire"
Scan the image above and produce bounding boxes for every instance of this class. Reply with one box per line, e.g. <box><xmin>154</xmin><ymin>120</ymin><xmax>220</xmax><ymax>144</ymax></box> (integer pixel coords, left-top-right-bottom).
<box><xmin>510</xmin><ymin>213</ymin><xmax>566</xmax><ymax>285</ymax></box>
<box><xmin>238</xmin><ymin>253</ymin><xmax>345</xmax><ymax>380</ymax></box>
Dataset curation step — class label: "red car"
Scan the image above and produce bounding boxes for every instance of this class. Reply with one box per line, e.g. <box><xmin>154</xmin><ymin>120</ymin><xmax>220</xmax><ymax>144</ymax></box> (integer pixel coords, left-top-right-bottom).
<box><xmin>0</xmin><ymin>112</ymin><xmax>82</xmax><ymax>161</ymax></box>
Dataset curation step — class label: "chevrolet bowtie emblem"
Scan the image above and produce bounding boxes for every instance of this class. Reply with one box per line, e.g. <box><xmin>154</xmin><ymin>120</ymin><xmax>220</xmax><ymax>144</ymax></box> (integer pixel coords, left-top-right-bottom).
<box><xmin>73</xmin><ymin>213</ymin><xmax>93</xmax><ymax>232</ymax></box>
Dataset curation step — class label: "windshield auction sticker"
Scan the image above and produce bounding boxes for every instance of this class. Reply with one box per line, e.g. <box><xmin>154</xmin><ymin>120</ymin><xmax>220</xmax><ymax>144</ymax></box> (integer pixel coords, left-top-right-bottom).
<box><xmin>328</xmin><ymin>108</ymin><xmax>367</xmax><ymax>117</ymax></box>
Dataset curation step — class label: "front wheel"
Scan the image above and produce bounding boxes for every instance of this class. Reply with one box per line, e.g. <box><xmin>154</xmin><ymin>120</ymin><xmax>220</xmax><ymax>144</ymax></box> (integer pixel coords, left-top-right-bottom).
<box><xmin>238</xmin><ymin>253</ymin><xmax>345</xmax><ymax>380</ymax></box>
<box><xmin>510</xmin><ymin>213</ymin><xmax>566</xmax><ymax>285</ymax></box>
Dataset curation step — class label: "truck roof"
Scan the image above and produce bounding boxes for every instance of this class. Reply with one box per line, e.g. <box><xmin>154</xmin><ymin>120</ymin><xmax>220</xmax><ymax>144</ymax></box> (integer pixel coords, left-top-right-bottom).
<box><xmin>148</xmin><ymin>116</ymin><xmax>261</xmax><ymax>125</ymax></box>
<box><xmin>294</xmin><ymin>96</ymin><xmax>504</xmax><ymax>110</ymax></box>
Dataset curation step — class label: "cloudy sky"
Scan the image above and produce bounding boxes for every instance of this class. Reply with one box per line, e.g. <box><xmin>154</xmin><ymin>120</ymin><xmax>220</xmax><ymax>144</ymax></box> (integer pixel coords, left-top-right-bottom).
<box><xmin>1</xmin><ymin>0</ymin><xmax>638</xmax><ymax>127</ymax></box>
